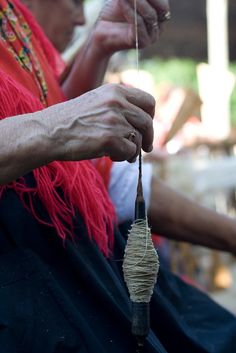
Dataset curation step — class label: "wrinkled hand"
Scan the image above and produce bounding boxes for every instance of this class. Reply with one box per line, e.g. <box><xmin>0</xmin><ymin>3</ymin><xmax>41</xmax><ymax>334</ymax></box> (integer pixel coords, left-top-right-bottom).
<box><xmin>46</xmin><ymin>83</ymin><xmax>155</xmax><ymax>163</ymax></box>
<box><xmin>93</xmin><ymin>0</ymin><xmax>170</xmax><ymax>55</ymax></box>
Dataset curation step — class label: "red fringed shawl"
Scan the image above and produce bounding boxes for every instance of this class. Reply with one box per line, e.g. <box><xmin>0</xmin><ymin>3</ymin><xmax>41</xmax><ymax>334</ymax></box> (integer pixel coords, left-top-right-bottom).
<box><xmin>0</xmin><ymin>0</ymin><xmax>115</xmax><ymax>257</ymax></box>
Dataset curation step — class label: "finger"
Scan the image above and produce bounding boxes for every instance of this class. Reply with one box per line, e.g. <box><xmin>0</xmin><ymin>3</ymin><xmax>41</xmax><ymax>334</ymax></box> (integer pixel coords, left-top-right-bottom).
<box><xmin>127</xmin><ymin>129</ymin><xmax>142</xmax><ymax>162</ymax></box>
<box><xmin>120</xmin><ymin>0</ymin><xmax>151</xmax><ymax>47</ymax></box>
<box><xmin>99</xmin><ymin>111</ymin><xmax>141</xmax><ymax>160</ymax></box>
<box><xmin>136</xmin><ymin>12</ymin><xmax>154</xmax><ymax>47</ymax></box>
<box><xmin>148</xmin><ymin>0</ymin><xmax>170</xmax><ymax>30</ymax></box>
<box><xmin>99</xmin><ymin>84</ymin><xmax>155</xmax><ymax>151</ymax></box>
<box><xmin>148</xmin><ymin>0</ymin><xmax>170</xmax><ymax>14</ymax></box>
<box><xmin>107</xmin><ymin>136</ymin><xmax>138</xmax><ymax>162</ymax></box>
<box><xmin>122</xmin><ymin>102</ymin><xmax>154</xmax><ymax>152</ymax></box>
<box><xmin>126</xmin><ymin>0</ymin><xmax>159</xmax><ymax>40</ymax></box>
<box><xmin>126</xmin><ymin>0</ymin><xmax>169</xmax><ymax>16</ymax></box>
<box><xmin>122</xmin><ymin>85</ymin><xmax>156</xmax><ymax>117</ymax></box>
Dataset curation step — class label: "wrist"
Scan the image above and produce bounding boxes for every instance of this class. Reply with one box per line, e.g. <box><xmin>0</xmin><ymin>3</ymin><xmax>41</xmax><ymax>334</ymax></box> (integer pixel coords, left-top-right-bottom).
<box><xmin>40</xmin><ymin>104</ymin><xmax>67</xmax><ymax>162</ymax></box>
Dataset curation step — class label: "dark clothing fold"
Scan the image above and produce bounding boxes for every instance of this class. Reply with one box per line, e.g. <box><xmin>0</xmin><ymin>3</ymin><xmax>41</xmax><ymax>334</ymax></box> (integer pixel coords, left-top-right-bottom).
<box><xmin>0</xmin><ymin>183</ymin><xmax>235</xmax><ymax>353</ymax></box>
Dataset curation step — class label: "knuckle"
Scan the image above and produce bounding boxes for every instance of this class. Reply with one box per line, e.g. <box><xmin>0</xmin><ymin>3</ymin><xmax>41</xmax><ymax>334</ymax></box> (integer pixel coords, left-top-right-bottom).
<box><xmin>149</xmin><ymin>94</ymin><xmax>156</xmax><ymax>108</ymax></box>
<box><xmin>145</xmin><ymin>12</ymin><xmax>157</xmax><ymax>23</ymax></box>
<box><xmin>119</xmin><ymin>141</ymin><xmax>135</xmax><ymax>160</ymax></box>
<box><xmin>144</xmin><ymin>93</ymin><xmax>156</xmax><ymax>115</ymax></box>
<box><xmin>107</xmin><ymin>98</ymin><xmax>122</xmax><ymax>110</ymax></box>
<box><xmin>106</xmin><ymin>82</ymin><xmax>122</xmax><ymax>93</ymax></box>
<box><xmin>104</xmin><ymin>110</ymin><xmax>120</xmax><ymax>125</ymax></box>
<box><xmin>103</xmin><ymin>82</ymin><xmax>115</xmax><ymax>90</ymax></box>
<box><xmin>101</xmin><ymin>133</ymin><xmax>114</xmax><ymax>152</ymax></box>
<box><xmin>104</xmin><ymin>87</ymin><xmax>124</xmax><ymax>109</ymax></box>
<box><xmin>142</xmin><ymin>115</ymin><xmax>153</xmax><ymax>133</ymax></box>
<box><xmin>106</xmin><ymin>137</ymin><xmax>136</xmax><ymax>162</ymax></box>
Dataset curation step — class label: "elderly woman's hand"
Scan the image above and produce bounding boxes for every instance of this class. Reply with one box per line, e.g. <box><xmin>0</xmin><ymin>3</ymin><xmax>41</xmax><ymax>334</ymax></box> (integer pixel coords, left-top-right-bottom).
<box><xmin>92</xmin><ymin>0</ymin><xmax>170</xmax><ymax>55</ymax></box>
<box><xmin>44</xmin><ymin>83</ymin><xmax>155</xmax><ymax>163</ymax></box>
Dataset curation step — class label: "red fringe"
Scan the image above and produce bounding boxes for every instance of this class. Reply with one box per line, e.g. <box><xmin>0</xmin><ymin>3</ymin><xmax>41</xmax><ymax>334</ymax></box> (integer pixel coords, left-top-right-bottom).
<box><xmin>0</xmin><ymin>1</ymin><xmax>116</xmax><ymax>256</ymax></box>
<box><xmin>0</xmin><ymin>70</ymin><xmax>115</xmax><ymax>256</ymax></box>
<box><xmin>93</xmin><ymin>157</ymin><xmax>113</xmax><ymax>190</ymax></box>
<box><xmin>1</xmin><ymin>162</ymin><xmax>115</xmax><ymax>257</ymax></box>
<box><xmin>0</xmin><ymin>68</ymin><xmax>44</xmax><ymax>116</ymax></box>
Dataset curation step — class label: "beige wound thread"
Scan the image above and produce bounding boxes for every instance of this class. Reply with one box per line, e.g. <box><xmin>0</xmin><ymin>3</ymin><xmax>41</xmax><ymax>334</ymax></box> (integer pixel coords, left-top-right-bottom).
<box><xmin>123</xmin><ymin>219</ymin><xmax>159</xmax><ymax>303</ymax></box>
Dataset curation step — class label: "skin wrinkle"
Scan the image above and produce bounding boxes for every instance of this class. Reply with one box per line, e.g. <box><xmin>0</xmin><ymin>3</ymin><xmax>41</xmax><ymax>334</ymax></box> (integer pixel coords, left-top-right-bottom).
<box><xmin>0</xmin><ymin>111</ymin><xmax>54</xmax><ymax>184</ymax></box>
<box><xmin>2</xmin><ymin>0</ymin><xmax>236</xmax><ymax>258</ymax></box>
<box><xmin>45</xmin><ymin>80</ymin><xmax>154</xmax><ymax>160</ymax></box>
<box><xmin>26</xmin><ymin>0</ymin><xmax>86</xmax><ymax>52</ymax></box>
<box><xmin>59</xmin><ymin>0</ymin><xmax>168</xmax><ymax>97</ymax></box>
<box><xmin>123</xmin><ymin>2</ymin><xmax>151</xmax><ymax>47</ymax></box>
<box><xmin>128</xmin><ymin>0</ymin><xmax>158</xmax><ymax>38</ymax></box>
<box><xmin>41</xmin><ymin>96</ymin><xmax>140</xmax><ymax>162</ymax></box>
<box><xmin>18</xmin><ymin>0</ymin><xmax>236</xmax><ymax>258</ymax></box>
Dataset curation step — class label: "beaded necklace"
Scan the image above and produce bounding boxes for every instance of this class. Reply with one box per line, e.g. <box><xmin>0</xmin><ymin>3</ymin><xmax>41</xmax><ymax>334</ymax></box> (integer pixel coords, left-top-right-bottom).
<box><xmin>0</xmin><ymin>0</ymin><xmax>48</xmax><ymax>105</ymax></box>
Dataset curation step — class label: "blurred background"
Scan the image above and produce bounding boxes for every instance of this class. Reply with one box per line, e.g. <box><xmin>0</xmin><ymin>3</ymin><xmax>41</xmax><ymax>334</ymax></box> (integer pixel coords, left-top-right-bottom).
<box><xmin>64</xmin><ymin>0</ymin><xmax>236</xmax><ymax>314</ymax></box>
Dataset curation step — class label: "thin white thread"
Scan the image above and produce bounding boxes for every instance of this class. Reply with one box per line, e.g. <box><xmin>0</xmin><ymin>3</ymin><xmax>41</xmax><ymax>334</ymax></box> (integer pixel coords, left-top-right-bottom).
<box><xmin>122</xmin><ymin>0</ymin><xmax>160</xmax><ymax>304</ymax></box>
<box><xmin>134</xmin><ymin>0</ymin><xmax>147</xmax><ymax>257</ymax></box>
<box><xmin>134</xmin><ymin>0</ymin><xmax>139</xmax><ymax>85</ymax></box>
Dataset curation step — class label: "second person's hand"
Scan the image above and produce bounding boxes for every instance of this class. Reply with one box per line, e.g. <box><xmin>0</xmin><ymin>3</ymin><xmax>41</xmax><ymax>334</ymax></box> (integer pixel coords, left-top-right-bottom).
<box><xmin>92</xmin><ymin>0</ymin><xmax>170</xmax><ymax>56</ymax></box>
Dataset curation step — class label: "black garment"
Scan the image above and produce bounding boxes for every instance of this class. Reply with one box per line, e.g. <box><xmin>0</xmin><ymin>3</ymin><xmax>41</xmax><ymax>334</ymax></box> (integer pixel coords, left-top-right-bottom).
<box><xmin>0</xmin><ymin>185</ymin><xmax>236</xmax><ymax>353</ymax></box>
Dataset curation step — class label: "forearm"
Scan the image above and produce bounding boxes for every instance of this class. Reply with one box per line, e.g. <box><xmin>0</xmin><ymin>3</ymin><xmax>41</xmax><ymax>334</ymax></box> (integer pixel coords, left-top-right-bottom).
<box><xmin>0</xmin><ymin>110</ymin><xmax>57</xmax><ymax>184</ymax></box>
<box><xmin>62</xmin><ymin>30</ymin><xmax>112</xmax><ymax>99</ymax></box>
<box><xmin>148</xmin><ymin>175</ymin><xmax>236</xmax><ymax>255</ymax></box>
<box><xmin>0</xmin><ymin>84</ymin><xmax>155</xmax><ymax>184</ymax></box>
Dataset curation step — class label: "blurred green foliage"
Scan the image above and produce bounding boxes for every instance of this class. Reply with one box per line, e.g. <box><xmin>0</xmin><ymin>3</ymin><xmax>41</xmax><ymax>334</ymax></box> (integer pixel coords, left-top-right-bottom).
<box><xmin>140</xmin><ymin>58</ymin><xmax>236</xmax><ymax>126</ymax></box>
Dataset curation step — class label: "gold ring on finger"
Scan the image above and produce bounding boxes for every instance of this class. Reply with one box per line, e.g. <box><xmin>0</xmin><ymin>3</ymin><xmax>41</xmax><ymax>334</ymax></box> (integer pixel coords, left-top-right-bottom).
<box><xmin>159</xmin><ymin>11</ymin><xmax>171</xmax><ymax>23</ymax></box>
<box><xmin>128</xmin><ymin>130</ymin><xmax>136</xmax><ymax>142</ymax></box>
